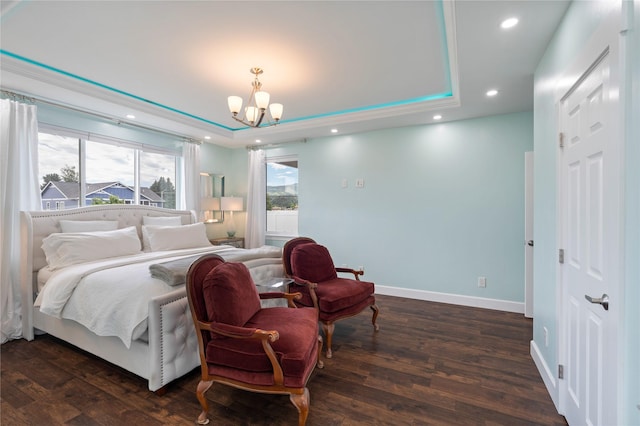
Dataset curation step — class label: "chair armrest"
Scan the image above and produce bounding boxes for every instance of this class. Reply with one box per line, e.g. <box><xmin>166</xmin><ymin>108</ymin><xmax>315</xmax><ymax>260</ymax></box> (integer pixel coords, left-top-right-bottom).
<box><xmin>259</xmin><ymin>291</ymin><xmax>286</xmax><ymax>300</ymax></box>
<box><xmin>199</xmin><ymin>320</ymin><xmax>279</xmax><ymax>342</ymax></box>
<box><xmin>291</xmin><ymin>276</ymin><xmax>320</xmax><ymax>310</ymax></box>
<box><xmin>291</xmin><ymin>275</ymin><xmax>318</xmax><ymax>289</ymax></box>
<box><xmin>336</xmin><ymin>267</ymin><xmax>363</xmax><ymax>280</ymax></box>
<box><xmin>258</xmin><ymin>291</ymin><xmax>302</xmax><ymax>308</ymax></box>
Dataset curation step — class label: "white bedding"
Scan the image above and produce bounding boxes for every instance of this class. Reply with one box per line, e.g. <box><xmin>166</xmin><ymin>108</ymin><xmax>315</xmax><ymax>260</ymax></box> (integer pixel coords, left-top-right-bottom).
<box><xmin>35</xmin><ymin>245</ymin><xmax>282</xmax><ymax>348</ymax></box>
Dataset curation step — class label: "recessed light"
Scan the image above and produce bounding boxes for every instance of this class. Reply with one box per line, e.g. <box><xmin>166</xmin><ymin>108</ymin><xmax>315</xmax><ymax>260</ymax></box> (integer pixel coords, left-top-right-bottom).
<box><xmin>204</xmin><ymin>136</ymin><xmax>211</xmax><ymax>140</ymax></box>
<box><xmin>255</xmin><ymin>139</ymin><xmax>262</xmax><ymax>143</ymax></box>
<box><xmin>433</xmin><ymin>114</ymin><xmax>442</xmax><ymax>120</ymax></box>
<box><xmin>126</xmin><ymin>114</ymin><xmax>136</xmax><ymax>119</ymax></box>
<box><xmin>501</xmin><ymin>17</ymin><xmax>519</xmax><ymax>29</ymax></box>
<box><xmin>331</xmin><ymin>129</ymin><xmax>338</xmax><ymax>133</ymax></box>
<box><xmin>486</xmin><ymin>89</ymin><xmax>499</xmax><ymax>97</ymax></box>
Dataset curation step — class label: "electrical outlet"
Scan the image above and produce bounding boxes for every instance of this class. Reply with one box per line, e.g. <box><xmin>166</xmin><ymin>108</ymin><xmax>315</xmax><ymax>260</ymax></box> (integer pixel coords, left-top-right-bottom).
<box><xmin>478</xmin><ymin>276</ymin><xmax>487</xmax><ymax>288</ymax></box>
<box><xmin>355</xmin><ymin>178</ymin><xmax>365</xmax><ymax>188</ymax></box>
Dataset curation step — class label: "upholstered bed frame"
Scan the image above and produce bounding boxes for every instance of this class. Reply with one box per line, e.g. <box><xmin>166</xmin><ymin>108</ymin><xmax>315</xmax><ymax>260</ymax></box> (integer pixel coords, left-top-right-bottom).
<box><xmin>20</xmin><ymin>205</ymin><xmax>218</xmax><ymax>392</ymax></box>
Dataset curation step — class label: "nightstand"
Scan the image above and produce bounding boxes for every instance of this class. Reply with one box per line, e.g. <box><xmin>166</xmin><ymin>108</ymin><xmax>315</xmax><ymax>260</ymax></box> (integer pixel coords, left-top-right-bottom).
<box><xmin>210</xmin><ymin>237</ymin><xmax>244</xmax><ymax>248</ymax></box>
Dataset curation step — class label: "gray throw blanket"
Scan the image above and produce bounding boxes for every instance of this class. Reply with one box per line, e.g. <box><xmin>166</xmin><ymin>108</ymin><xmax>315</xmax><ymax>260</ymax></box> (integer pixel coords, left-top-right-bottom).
<box><xmin>148</xmin><ymin>246</ymin><xmax>283</xmax><ymax>286</ymax></box>
<box><xmin>149</xmin><ymin>255</ymin><xmax>203</xmax><ymax>286</ymax></box>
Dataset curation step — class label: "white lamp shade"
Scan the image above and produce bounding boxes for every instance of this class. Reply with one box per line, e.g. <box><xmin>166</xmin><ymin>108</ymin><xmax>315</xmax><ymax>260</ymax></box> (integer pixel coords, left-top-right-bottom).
<box><xmin>221</xmin><ymin>196</ymin><xmax>243</xmax><ymax>211</ymax></box>
<box><xmin>269</xmin><ymin>103</ymin><xmax>283</xmax><ymax>120</ymax></box>
<box><xmin>245</xmin><ymin>106</ymin><xmax>258</xmax><ymax>123</ymax></box>
<box><xmin>254</xmin><ymin>91</ymin><xmax>270</xmax><ymax>109</ymax></box>
<box><xmin>201</xmin><ymin>197</ymin><xmax>220</xmax><ymax>211</ymax></box>
<box><xmin>228</xmin><ymin>96</ymin><xmax>243</xmax><ymax>114</ymax></box>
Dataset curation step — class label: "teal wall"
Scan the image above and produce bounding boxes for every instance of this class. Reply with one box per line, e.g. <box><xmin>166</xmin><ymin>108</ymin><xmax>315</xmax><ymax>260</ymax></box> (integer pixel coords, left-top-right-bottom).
<box><xmin>533</xmin><ymin>0</ymin><xmax>639</xmax><ymax>422</ymax></box>
<box><xmin>215</xmin><ymin>111</ymin><xmax>533</xmax><ymax>305</ymax></box>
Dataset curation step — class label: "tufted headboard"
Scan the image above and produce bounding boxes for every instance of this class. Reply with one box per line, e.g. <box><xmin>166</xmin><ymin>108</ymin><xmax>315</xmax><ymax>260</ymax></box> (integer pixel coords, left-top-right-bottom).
<box><xmin>21</xmin><ymin>205</ymin><xmax>196</xmax><ymax>273</ymax></box>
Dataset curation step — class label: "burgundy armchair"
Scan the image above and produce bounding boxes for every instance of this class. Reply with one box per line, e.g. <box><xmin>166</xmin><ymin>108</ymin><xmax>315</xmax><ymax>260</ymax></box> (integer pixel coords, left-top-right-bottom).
<box><xmin>186</xmin><ymin>254</ymin><xmax>323</xmax><ymax>426</ymax></box>
<box><xmin>283</xmin><ymin>237</ymin><xmax>379</xmax><ymax>358</ymax></box>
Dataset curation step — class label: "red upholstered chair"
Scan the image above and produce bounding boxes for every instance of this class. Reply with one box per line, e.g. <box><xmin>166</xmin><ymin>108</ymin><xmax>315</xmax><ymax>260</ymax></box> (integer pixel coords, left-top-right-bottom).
<box><xmin>186</xmin><ymin>254</ymin><xmax>323</xmax><ymax>426</ymax></box>
<box><xmin>283</xmin><ymin>237</ymin><xmax>379</xmax><ymax>358</ymax></box>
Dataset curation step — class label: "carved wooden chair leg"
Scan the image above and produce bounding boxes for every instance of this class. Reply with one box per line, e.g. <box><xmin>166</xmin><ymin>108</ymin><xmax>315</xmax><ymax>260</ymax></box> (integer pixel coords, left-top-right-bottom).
<box><xmin>370</xmin><ymin>304</ymin><xmax>380</xmax><ymax>331</ymax></box>
<box><xmin>322</xmin><ymin>322</ymin><xmax>335</xmax><ymax>358</ymax></box>
<box><xmin>195</xmin><ymin>380</ymin><xmax>213</xmax><ymax>425</ymax></box>
<box><xmin>290</xmin><ymin>388</ymin><xmax>310</xmax><ymax>426</ymax></box>
<box><xmin>316</xmin><ymin>335</ymin><xmax>325</xmax><ymax>368</ymax></box>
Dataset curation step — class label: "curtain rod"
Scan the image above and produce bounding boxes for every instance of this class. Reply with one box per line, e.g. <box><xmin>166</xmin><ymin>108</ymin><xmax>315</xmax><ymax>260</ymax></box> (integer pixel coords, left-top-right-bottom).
<box><xmin>246</xmin><ymin>138</ymin><xmax>308</xmax><ymax>151</ymax></box>
<box><xmin>1</xmin><ymin>89</ymin><xmax>201</xmax><ymax>145</ymax></box>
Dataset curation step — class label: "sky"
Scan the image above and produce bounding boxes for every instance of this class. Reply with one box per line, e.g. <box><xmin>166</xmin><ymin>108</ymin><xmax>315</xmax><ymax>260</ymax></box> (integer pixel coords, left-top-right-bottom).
<box><xmin>267</xmin><ymin>162</ymin><xmax>298</xmax><ymax>187</ymax></box>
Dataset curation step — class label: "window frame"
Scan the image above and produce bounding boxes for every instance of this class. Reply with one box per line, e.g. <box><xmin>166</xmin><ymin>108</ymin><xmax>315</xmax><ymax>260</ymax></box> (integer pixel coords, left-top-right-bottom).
<box><xmin>265</xmin><ymin>155</ymin><xmax>299</xmax><ymax>238</ymax></box>
<box><xmin>38</xmin><ymin>124</ymin><xmax>181</xmax><ymax>210</ymax></box>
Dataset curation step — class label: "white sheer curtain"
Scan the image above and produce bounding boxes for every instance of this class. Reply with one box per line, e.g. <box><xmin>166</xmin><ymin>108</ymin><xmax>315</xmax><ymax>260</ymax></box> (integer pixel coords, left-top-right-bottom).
<box><xmin>1</xmin><ymin>99</ymin><xmax>41</xmax><ymax>343</ymax></box>
<box><xmin>245</xmin><ymin>149</ymin><xmax>266</xmax><ymax>248</ymax></box>
<box><xmin>180</xmin><ymin>142</ymin><xmax>200</xmax><ymax>212</ymax></box>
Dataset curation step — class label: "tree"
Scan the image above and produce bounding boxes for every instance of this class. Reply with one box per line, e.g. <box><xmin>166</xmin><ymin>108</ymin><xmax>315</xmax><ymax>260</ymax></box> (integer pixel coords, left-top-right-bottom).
<box><xmin>150</xmin><ymin>176</ymin><xmax>176</xmax><ymax>209</ymax></box>
<box><xmin>41</xmin><ymin>173</ymin><xmax>61</xmax><ymax>189</ymax></box>
<box><xmin>91</xmin><ymin>195</ymin><xmax>124</xmax><ymax>205</ymax></box>
<box><xmin>60</xmin><ymin>164</ymin><xmax>79</xmax><ymax>182</ymax></box>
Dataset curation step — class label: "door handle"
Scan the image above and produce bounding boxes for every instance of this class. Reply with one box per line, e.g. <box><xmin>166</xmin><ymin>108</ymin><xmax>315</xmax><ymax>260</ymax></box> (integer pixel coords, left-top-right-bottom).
<box><xmin>585</xmin><ymin>293</ymin><xmax>609</xmax><ymax>311</ymax></box>
<box><xmin>527</xmin><ymin>240</ymin><xmax>534</xmax><ymax>247</ymax></box>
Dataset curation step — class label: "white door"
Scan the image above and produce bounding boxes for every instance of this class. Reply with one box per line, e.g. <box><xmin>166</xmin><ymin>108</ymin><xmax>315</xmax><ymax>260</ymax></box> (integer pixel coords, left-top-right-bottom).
<box><xmin>559</xmin><ymin>45</ymin><xmax>621</xmax><ymax>425</ymax></box>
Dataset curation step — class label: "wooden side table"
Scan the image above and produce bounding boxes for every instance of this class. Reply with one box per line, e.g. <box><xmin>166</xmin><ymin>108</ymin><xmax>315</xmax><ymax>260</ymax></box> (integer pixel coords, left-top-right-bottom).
<box><xmin>210</xmin><ymin>237</ymin><xmax>244</xmax><ymax>248</ymax></box>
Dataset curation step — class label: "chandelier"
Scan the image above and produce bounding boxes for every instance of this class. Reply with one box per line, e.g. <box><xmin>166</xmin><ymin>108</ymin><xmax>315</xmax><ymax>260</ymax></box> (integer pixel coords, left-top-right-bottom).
<box><xmin>227</xmin><ymin>67</ymin><xmax>283</xmax><ymax>128</ymax></box>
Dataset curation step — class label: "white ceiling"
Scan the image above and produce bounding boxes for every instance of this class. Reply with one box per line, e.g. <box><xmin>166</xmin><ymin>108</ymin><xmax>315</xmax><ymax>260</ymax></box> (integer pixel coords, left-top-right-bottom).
<box><xmin>0</xmin><ymin>0</ymin><xmax>570</xmax><ymax>148</ymax></box>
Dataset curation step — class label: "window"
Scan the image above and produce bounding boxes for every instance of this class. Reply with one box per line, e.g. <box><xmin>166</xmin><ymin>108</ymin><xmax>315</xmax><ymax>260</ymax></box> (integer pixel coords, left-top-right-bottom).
<box><xmin>38</xmin><ymin>128</ymin><xmax>179</xmax><ymax>210</ymax></box>
<box><xmin>266</xmin><ymin>157</ymin><xmax>298</xmax><ymax>236</ymax></box>
<box><xmin>38</xmin><ymin>132</ymin><xmax>81</xmax><ymax>209</ymax></box>
<box><xmin>140</xmin><ymin>151</ymin><xmax>178</xmax><ymax>209</ymax></box>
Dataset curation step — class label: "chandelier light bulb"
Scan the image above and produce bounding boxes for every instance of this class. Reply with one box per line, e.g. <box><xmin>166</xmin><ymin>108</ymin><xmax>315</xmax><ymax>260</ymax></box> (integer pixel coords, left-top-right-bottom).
<box><xmin>245</xmin><ymin>106</ymin><xmax>259</xmax><ymax>123</ymax></box>
<box><xmin>270</xmin><ymin>103</ymin><xmax>283</xmax><ymax>121</ymax></box>
<box><xmin>227</xmin><ymin>96</ymin><xmax>243</xmax><ymax>115</ymax></box>
<box><xmin>254</xmin><ymin>91</ymin><xmax>270</xmax><ymax>110</ymax></box>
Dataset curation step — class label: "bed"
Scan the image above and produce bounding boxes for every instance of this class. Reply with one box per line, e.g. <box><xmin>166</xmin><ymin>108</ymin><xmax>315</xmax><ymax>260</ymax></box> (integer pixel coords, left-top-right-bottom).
<box><xmin>19</xmin><ymin>205</ymin><xmax>285</xmax><ymax>393</ymax></box>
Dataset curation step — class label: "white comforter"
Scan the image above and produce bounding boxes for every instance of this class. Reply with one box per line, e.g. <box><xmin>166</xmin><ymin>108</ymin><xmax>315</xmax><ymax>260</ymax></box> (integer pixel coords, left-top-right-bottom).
<box><xmin>35</xmin><ymin>245</ymin><xmax>282</xmax><ymax>348</ymax></box>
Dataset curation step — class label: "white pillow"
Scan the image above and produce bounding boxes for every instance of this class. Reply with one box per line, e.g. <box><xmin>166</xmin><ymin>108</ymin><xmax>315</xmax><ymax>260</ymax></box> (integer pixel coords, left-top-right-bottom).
<box><xmin>141</xmin><ymin>216</ymin><xmax>183</xmax><ymax>251</ymax></box>
<box><xmin>42</xmin><ymin>226</ymin><xmax>142</xmax><ymax>270</ymax></box>
<box><xmin>142</xmin><ymin>216</ymin><xmax>182</xmax><ymax>226</ymax></box>
<box><xmin>142</xmin><ymin>222</ymin><xmax>210</xmax><ymax>252</ymax></box>
<box><xmin>59</xmin><ymin>220</ymin><xmax>119</xmax><ymax>233</ymax></box>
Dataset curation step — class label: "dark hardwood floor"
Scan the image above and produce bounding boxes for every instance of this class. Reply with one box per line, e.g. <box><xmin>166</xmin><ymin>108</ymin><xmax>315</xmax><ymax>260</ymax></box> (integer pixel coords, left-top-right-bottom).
<box><xmin>1</xmin><ymin>295</ymin><xmax>567</xmax><ymax>425</ymax></box>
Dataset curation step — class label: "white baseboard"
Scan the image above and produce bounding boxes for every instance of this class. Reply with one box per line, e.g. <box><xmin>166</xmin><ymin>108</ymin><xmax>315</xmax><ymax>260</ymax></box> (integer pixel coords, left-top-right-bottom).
<box><xmin>530</xmin><ymin>339</ymin><xmax>561</xmax><ymax>412</ymax></box>
<box><xmin>376</xmin><ymin>285</ymin><xmax>525</xmax><ymax>314</ymax></box>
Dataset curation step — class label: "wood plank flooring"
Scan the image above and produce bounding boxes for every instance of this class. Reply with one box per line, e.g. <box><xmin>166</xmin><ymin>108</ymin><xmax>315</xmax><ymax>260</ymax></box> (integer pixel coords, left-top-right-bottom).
<box><xmin>1</xmin><ymin>295</ymin><xmax>567</xmax><ymax>425</ymax></box>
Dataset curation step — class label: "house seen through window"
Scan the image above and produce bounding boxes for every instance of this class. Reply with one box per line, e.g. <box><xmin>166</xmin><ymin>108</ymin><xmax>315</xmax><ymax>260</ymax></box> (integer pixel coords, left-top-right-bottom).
<box><xmin>266</xmin><ymin>157</ymin><xmax>298</xmax><ymax>236</ymax></box>
<box><xmin>38</xmin><ymin>130</ymin><xmax>178</xmax><ymax>210</ymax></box>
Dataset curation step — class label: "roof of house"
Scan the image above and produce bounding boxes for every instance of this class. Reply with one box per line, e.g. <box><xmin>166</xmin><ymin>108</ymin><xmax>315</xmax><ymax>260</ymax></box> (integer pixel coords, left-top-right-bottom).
<box><xmin>41</xmin><ymin>181</ymin><xmax>164</xmax><ymax>202</ymax></box>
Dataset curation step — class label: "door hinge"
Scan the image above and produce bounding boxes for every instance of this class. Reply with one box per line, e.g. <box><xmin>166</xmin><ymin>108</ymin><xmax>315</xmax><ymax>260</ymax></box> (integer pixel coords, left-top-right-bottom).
<box><xmin>559</xmin><ymin>132</ymin><xmax>565</xmax><ymax>148</ymax></box>
<box><xmin>558</xmin><ymin>364</ymin><xmax>564</xmax><ymax>379</ymax></box>
<box><xmin>559</xmin><ymin>249</ymin><xmax>565</xmax><ymax>264</ymax></box>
